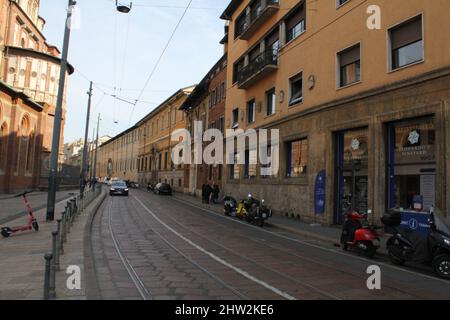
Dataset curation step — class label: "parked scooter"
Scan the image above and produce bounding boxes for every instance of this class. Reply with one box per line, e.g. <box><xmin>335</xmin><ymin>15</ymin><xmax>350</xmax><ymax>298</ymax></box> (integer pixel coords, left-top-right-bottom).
<box><xmin>223</xmin><ymin>196</ymin><xmax>237</xmax><ymax>217</ymax></box>
<box><xmin>340</xmin><ymin>205</ymin><xmax>381</xmax><ymax>258</ymax></box>
<box><xmin>237</xmin><ymin>194</ymin><xmax>272</xmax><ymax>227</ymax></box>
<box><xmin>1</xmin><ymin>191</ymin><xmax>39</xmax><ymax>238</ymax></box>
<box><xmin>381</xmin><ymin>208</ymin><xmax>450</xmax><ymax>279</ymax></box>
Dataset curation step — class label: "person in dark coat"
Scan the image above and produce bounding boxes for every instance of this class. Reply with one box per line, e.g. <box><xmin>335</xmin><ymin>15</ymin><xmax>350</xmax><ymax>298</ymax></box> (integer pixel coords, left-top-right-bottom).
<box><xmin>205</xmin><ymin>183</ymin><xmax>213</xmax><ymax>204</ymax></box>
<box><xmin>201</xmin><ymin>184</ymin><xmax>207</xmax><ymax>203</ymax></box>
<box><xmin>212</xmin><ymin>183</ymin><xmax>220</xmax><ymax>204</ymax></box>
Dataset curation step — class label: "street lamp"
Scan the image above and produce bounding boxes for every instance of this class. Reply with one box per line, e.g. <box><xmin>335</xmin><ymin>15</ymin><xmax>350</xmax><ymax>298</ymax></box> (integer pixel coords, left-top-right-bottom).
<box><xmin>46</xmin><ymin>0</ymin><xmax>76</xmax><ymax>222</ymax></box>
<box><xmin>116</xmin><ymin>1</ymin><xmax>132</xmax><ymax>13</ymax></box>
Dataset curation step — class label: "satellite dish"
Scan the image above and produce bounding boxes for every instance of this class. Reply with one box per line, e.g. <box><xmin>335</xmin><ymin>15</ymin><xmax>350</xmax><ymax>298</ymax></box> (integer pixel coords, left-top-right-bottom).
<box><xmin>116</xmin><ymin>1</ymin><xmax>132</xmax><ymax>13</ymax></box>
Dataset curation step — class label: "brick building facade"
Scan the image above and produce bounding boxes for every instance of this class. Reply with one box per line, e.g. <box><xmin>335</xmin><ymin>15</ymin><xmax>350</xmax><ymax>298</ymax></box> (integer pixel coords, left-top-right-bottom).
<box><xmin>0</xmin><ymin>0</ymin><xmax>73</xmax><ymax>193</ymax></box>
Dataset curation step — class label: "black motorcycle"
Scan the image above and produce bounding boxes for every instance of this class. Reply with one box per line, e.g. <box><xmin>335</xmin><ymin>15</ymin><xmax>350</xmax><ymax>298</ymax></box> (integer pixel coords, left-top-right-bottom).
<box><xmin>381</xmin><ymin>209</ymin><xmax>450</xmax><ymax>279</ymax></box>
<box><xmin>241</xmin><ymin>194</ymin><xmax>272</xmax><ymax>227</ymax></box>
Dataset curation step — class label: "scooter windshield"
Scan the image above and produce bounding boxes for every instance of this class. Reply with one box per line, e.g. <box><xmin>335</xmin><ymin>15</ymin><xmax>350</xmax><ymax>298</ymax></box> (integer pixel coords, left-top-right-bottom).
<box><xmin>434</xmin><ymin>213</ymin><xmax>450</xmax><ymax>237</ymax></box>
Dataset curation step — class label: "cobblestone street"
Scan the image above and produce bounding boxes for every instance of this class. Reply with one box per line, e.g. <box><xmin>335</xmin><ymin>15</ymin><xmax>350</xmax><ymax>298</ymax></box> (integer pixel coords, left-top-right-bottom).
<box><xmin>86</xmin><ymin>189</ymin><xmax>450</xmax><ymax>300</ymax></box>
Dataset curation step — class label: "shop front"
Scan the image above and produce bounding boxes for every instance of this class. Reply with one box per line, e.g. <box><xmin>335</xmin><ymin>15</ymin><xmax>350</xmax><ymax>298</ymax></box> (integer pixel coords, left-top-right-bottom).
<box><xmin>335</xmin><ymin>128</ymin><xmax>369</xmax><ymax>224</ymax></box>
<box><xmin>387</xmin><ymin>116</ymin><xmax>436</xmax><ymax>212</ymax></box>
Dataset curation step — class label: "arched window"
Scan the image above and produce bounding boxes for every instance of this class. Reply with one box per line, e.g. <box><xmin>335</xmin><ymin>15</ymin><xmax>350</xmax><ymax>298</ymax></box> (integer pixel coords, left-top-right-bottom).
<box><xmin>20</xmin><ymin>115</ymin><xmax>30</xmax><ymax>137</ymax></box>
<box><xmin>16</xmin><ymin>115</ymin><xmax>30</xmax><ymax>174</ymax></box>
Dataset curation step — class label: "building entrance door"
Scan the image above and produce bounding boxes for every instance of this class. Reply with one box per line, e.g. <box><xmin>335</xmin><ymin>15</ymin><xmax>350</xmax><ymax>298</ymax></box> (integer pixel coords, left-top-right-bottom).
<box><xmin>335</xmin><ymin>128</ymin><xmax>369</xmax><ymax>224</ymax></box>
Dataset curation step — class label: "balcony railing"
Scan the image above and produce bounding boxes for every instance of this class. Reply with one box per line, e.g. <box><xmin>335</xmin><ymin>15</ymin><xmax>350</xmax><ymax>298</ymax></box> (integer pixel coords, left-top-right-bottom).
<box><xmin>237</xmin><ymin>49</ymin><xmax>278</xmax><ymax>89</ymax></box>
<box><xmin>236</xmin><ymin>0</ymin><xmax>280</xmax><ymax>40</ymax></box>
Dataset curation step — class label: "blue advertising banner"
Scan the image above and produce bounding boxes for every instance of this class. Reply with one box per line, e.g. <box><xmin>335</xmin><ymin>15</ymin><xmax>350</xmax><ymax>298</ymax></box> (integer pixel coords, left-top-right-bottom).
<box><xmin>400</xmin><ymin>211</ymin><xmax>431</xmax><ymax>236</ymax></box>
<box><xmin>314</xmin><ymin>170</ymin><xmax>326</xmax><ymax>215</ymax></box>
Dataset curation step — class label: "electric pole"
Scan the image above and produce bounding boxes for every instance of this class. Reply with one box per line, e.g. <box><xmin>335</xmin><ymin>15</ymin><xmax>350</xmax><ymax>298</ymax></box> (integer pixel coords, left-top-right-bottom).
<box><xmin>80</xmin><ymin>81</ymin><xmax>93</xmax><ymax>195</ymax></box>
<box><xmin>93</xmin><ymin>114</ymin><xmax>101</xmax><ymax>182</ymax></box>
<box><xmin>46</xmin><ymin>0</ymin><xmax>76</xmax><ymax>222</ymax></box>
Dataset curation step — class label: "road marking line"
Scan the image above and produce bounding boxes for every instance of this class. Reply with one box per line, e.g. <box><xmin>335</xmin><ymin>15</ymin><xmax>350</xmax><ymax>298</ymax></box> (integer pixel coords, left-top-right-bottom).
<box><xmin>171</xmin><ymin>196</ymin><xmax>450</xmax><ymax>286</ymax></box>
<box><xmin>134</xmin><ymin>196</ymin><xmax>296</xmax><ymax>300</ymax></box>
<box><xmin>108</xmin><ymin>199</ymin><xmax>152</xmax><ymax>300</ymax></box>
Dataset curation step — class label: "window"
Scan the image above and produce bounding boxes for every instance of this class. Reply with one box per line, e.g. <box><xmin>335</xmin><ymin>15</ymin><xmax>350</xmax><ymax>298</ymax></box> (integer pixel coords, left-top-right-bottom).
<box><xmin>218</xmin><ymin>164</ymin><xmax>222</xmax><ymax>180</ymax></box>
<box><xmin>235</xmin><ymin>12</ymin><xmax>248</xmax><ymax>38</ymax></box>
<box><xmin>286</xmin><ymin>138</ymin><xmax>308</xmax><ymax>177</ymax></box>
<box><xmin>261</xmin><ymin>145</ymin><xmax>274</xmax><ymax>178</ymax></box>
<box><xmin>390</xmin><ymin>15</ymin><xmax>423</xmax><ymax>70</ymax></box>
<box><xmin>164</xmin><ymin>151</ymin><xmax>168</xmax><ymax>169</ymax></box>
<box><xmin>221</xmin><ymin>82</ymin><xmax>226</xmax><ymax>101</ymax></box>
<box><xmin>244</xmin><ymin>149</ymin><xmax>257</xmax><ymax>179</ymax></box>
<box><xmin>265</xmin><ymin>28</ymin><xmax>279</xmax><ymax>61</ymax></box>
<box><xmin>232</xmin><ymin>108</ymin><xmax>239</xmax><ymax>128</ymax></box>
<box><xmin>337</xmin><ymin>0</ymin><xmax>349</xmax><ymax>7</ymax></box>
<box><xmin>233</xmin><ymin>58</ymin><xmax>245</xmax><ymax>83</ymax></box>
<box><xmin>285</xmin><ymin>4</ymin><xmax>306</xmax><ymax>43</ymax></box>
<box><xmin>289</xmin><ymin>73</ymin><xmax>303</xmax><ymax>106</ymax></box>
<box><xmin>161</xmin><ymin>116</ymin><xmax>164</xmax><ymax>131</ymax></box>
<box><xmin>266</xmin><ymin>88</ymin><xmax>276</xmax><ymax>116</ymax></box>
<box><xmin>167</xmin><ymin>112</ymin><xmax>170</xmax><ymax>128</ymax></box>
<box><xmin>229</xmin><ymin>153</ymin><xmax>240</xmax><ymax>180</ymax></box>
<box><xmin>388</xmin><ymin>118</ymin><xmax>436</xmax><ymax>211</ymax></box>
<box><xmin>338</xmin><ymin>44</ymin><xmax>361</xmax><ymax>87</ymax></box>
<box><xmin>247</xmin><ymin>99</ymin><xmax>256</xmax><ymax>123</ymax></box>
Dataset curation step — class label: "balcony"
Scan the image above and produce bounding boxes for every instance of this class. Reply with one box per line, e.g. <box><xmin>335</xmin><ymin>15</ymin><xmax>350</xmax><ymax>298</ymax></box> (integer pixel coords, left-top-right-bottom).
<box><xmin>236</xmin><ymin>0</ymin><xmax>280</xmax><ymax>40</ymax></box>
<box><xmin>237</xmin><ymin>50</ymin><xmax>278</xmax><ymax>89</ymax></box>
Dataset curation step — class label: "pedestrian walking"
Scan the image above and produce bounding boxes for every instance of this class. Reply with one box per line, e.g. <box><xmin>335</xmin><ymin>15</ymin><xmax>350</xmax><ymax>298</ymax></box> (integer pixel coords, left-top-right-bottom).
<box><xmin>201</xmin><ymin>184</ymin><xmax>207</xmax><ymax>203</ymax></box>
<box><xmin>205</xmin><ymin>183</ymin><xmax>212</xmax><ymax>204</ymax></box>
<box><xmin>212</xmin><ymin>183</ymin><xmax>220</xmax><ymax>204</ymax></box>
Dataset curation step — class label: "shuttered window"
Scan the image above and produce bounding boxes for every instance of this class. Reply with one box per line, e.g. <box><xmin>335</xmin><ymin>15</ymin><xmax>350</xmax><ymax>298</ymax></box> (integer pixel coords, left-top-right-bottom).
<box><xmin>285</xmin><ymin>3</ymin><xmax>306</xmax><ymax>42</ymax></box>
<box><xmin>338</xmin><ymin>44</ymin><xmax>361</xmax><ymax>87</ymax></box>
<box><xmin>390</xmin><ymin>15</ymin><xmax>423</xmax><ymax>70</ymax></box>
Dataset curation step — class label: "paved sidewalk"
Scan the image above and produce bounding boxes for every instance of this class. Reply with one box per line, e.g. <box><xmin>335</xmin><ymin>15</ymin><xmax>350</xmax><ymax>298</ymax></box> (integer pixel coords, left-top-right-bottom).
<box><xmin>0</xmin><ymin>190</ymin><xmax>78</xmax><ymax>224</ymax></box>
<box><xmin>171</xmin><ymin>192</ymin><xmax>389</xmax><ymax>255</ymax></box>
<box><xmin>0</xmin><ymin>189</ymin><xmax>105</xmax><ymax>300</ymax></box>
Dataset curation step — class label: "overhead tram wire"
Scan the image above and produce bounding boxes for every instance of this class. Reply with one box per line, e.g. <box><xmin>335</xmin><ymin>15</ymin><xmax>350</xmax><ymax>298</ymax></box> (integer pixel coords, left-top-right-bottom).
<box><xmin>118</xmin><ymin>13</ymin><xmax>132</xmax><ymax>100</ymax></box>
<box><xmin>128</xmin><ymin>0</ymin><xmax>194</xmax><ymax>126</ymax></box>
<box><xmin>113</xmin><ymin>9</ymin><xmax>119</xmax><ymax>124</ymax></box>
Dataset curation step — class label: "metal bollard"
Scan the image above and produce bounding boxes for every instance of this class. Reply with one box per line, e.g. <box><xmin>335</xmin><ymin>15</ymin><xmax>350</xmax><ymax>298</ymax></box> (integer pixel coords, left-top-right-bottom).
<box><xmin>49</xmin><ymin>232</ymin><xmax>57</xmax><ymax>299</ymax></box>
<box><xmin>66</xmin><ymin>204</ymin><xmax>72</xmax><ymax>234</ymax></box>
<box><xmin>62</xmin><ymin>210</ymin><xmax>68</xmax><ymax>243</ymax></box>
<box><xmin>56</xmin><ymin>219</ymin><xmax>63</xmax><ymax>257</ymax></box>
<box><xmin>71</xmin><ymin>199</ymin><xmax>77</xmax><ymax>222</ymax></box>
<box><xmin>43</xmin><ymin>253</ymin><xmax>53</xmax><ymax>300</ymax></box>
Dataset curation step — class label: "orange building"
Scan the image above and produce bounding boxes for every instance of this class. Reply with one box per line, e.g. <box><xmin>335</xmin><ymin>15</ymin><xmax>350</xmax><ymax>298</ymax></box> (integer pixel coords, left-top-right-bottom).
<box><xmin>0</xmin><ymin>0</ymin><xmax>73</xmax><ymax>193</ymax></box>
<box><xmin>221</xmin><ymin>0</ymin><xmax>450</xmax><ymax>224</ymax></box>
<box><xmin>136</xmin><ymin>86</ymin><xmax>194</xmax><ymax>192</ymax></box>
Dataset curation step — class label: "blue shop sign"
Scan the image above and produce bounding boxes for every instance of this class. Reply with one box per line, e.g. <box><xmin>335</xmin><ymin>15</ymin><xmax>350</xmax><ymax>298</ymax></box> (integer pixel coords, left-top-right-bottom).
<box><xmin>314</xmin><ymin>170</ymin><xmax>326</xmax><ymax>215</ymax></box>
<box><xmin>400</xmin><ymin>211</ymin><xmax>431</xmax><ymax>236</ymax></box>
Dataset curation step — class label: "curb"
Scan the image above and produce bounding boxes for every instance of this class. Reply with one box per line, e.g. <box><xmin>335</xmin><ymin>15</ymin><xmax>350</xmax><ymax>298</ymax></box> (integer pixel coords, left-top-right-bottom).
<box><xmin>83</xmin><ymin>189</ymin><xmax>107</xmax><ymax>300</ymax></box>
<box><xmin>173</xmin><ymin>194</ymin><xmax>389</xmax><ymax>257</ymax></box>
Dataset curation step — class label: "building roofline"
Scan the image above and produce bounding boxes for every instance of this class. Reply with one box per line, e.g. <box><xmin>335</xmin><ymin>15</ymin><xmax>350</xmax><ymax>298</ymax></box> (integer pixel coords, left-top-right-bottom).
<box><xmin>220</xmin><ymin>0</ymin><xmax>242</xmax><ymax>20</ymax></box>
<box><xmin>0</xmin><ymin>79</ymin><xmax>44</xmax><ymax>112</ymax></box>
<box><xmin>99</xmin><ymin>86</ymin><xmax>196</xmax><ymax>148</ymax></box>
<box><xmin>135</xmin><ymin>85</ymin><xmax>196</xmax><ymax>126</ymax></box>
<box><xmin>5</xmin><ymin>45</ymin><xmax>75</xmax><ymax>74</ymax></box>
<box><xmin>180</xmin><ymin>55</ymin><xmax>227</xmax><ymax>111</ymax></box>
